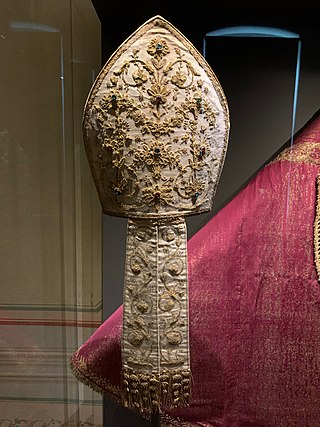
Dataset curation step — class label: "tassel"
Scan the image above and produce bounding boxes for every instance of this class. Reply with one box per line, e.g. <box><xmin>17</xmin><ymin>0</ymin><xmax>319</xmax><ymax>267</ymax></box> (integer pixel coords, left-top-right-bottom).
<box><xmin>122</xmin><ymin>368</ymin><xmax>191</xmax><ymax>414</ymax></box>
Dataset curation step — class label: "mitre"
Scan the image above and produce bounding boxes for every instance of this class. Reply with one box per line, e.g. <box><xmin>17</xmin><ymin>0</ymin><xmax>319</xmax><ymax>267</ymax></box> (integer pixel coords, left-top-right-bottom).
<box><xmin>70</xmin><ymin>14</ymin><xmax>229</xmax><ymax>415</ymax></box>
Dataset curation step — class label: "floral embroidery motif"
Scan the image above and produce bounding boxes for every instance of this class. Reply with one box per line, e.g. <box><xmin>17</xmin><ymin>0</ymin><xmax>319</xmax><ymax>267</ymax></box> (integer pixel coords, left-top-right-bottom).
<box><xmin>147</xmin><ymin>38</ymin><xmax>170</xmax><ymax>59</ymax></box>
<box><xmin>121</xmin><ymin>218</ymin><xmax>190</xmax><ymax>412</ymax></box>
<box><xmin>142</xmin><ymin>184</ymin><xmax>174</xmax><ymax>209</ymax></box>
<box><xmin>133</xmin><ymin>139</ymin><xmax>181</xmax><ymax>176</ymax></box>
<box><xmin>83</xmin><ymin>16</ymin><xmax>229</xmax><ymax>218</ymax></box>
<box><xmin>122</xmin><ymin>219</ymin><xmax>189</xmax><ymax>371</ymax></box>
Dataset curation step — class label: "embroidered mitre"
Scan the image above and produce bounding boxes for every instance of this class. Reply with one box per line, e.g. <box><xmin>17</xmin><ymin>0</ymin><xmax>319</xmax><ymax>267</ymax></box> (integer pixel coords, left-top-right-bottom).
<box><xmin>71</xmin><ymin>15</ymin><xmax>229</xmax><ymax>414</ymax></box>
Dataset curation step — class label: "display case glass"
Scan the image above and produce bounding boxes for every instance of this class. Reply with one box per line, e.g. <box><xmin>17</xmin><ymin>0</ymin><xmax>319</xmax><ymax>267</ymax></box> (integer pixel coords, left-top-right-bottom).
<box><xmin>0</xmin><ymin>1</ymin><xmax>102</xmax><ymax>425</ymax></box>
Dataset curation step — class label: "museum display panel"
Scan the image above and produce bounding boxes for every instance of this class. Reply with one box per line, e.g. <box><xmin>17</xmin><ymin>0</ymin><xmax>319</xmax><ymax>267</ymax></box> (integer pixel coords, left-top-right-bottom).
<box><xmin>0</xmin><ymin>1</ymin><xmax>102</xmax><ymax>425</ymax></box>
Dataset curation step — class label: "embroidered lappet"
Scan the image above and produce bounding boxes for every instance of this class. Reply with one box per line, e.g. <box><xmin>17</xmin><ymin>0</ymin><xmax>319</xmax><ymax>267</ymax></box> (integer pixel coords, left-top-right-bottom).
<box><xmin>122</xmin><ymin>218</ymin><xmax>190</xmax><ymax>412</ymax></box>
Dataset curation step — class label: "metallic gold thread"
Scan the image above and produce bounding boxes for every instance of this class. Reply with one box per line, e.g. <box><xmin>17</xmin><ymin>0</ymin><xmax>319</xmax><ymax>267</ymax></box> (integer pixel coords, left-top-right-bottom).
<box><xmin>121</xmin><ymin>367</ymin><xmax>191</xmax><ymax>414</ymax></box>
<box><xmin>272</xmin><ymin>141</ymin><xmax>320</xmax><ymax>165</ymax></box>
<box><xmin>314</xmin><ymin>175</ymin><xmax>320</xmax><ymax>281</ymax></box>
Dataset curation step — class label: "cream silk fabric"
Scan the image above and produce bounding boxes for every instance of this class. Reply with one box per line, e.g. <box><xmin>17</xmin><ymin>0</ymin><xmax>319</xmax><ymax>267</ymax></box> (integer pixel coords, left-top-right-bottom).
<box><xmin>122</xmin><ymin>219</ymin><xmax>190</xmax><ymax>412</ymax></box>
<box><xmin>82</xmin><ymin>15</ymin><xmax>229</xmax><ymax>219</ymax></box>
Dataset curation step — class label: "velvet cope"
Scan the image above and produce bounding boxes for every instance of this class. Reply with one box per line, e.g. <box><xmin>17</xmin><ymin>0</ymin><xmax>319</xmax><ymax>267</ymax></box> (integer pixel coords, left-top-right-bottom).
<box><xmin>70</xmin><ymin>111</ymin><xmax>320</xmax><ymax>426</ymax></box>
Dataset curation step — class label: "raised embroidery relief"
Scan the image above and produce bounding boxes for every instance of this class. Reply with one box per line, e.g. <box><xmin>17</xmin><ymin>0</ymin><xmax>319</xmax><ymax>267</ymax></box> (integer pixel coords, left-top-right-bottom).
<box><xmin>83</xmin><ymin>16</ymin><xmax>229</xmax><ymax>218</ymax></box>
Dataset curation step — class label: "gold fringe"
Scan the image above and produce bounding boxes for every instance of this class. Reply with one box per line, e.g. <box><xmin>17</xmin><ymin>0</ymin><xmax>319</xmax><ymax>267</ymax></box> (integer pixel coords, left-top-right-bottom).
<box><xmin>121</xmin><ymin>367</ymin><xmax>192</xmax><ymax>414</ymax></box>
<box><xmin>70</xmin><ymin>351</ymin><xmax>195</xmax><ymax>423</ymax></box>
<box><xmin>314</xmin><ymin>175</ymin><xmax>320</xmax><ymax>281</ymax></box>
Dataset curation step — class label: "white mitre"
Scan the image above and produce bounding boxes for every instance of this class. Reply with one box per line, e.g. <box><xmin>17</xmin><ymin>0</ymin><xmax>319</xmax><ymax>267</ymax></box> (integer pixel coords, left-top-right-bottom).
<box><xmin>81</xmin><ymin>14</ymin><xmax>230</xmax><ymax>414</ymax></box>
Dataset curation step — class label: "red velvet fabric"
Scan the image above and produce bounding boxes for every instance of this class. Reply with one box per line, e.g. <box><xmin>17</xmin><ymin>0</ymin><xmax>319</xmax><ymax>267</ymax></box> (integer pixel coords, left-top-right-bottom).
<box><xmin>71</xmin><ymin>112</ymin><xmax>320</xmax><ymax>426</ymax></box>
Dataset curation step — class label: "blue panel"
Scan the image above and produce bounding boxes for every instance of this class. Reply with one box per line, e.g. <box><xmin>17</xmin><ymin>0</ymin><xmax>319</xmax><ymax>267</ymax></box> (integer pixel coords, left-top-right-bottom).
<box><xmin>205</xmin><ymin>26</ymin><xmax>299</xmax><ymax>39</ymax></box>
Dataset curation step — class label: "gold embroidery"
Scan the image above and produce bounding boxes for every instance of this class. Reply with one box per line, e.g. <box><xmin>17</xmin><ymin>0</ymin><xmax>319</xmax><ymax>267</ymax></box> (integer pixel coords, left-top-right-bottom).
<box><xmin>83</xmin><ymin>15</ymin><xmax>229</xmax><ymax>219</ymax></box>
<box><xmin>141</xmin><ymin>183</ymin><xmax>174</xmax><ymax>210</ymax></box>
<box><xmin>314</xmin><ymin>175</ymin><xmax>320</xmax><ymax>281</ymax></box>
<box><xmin>122</xmin><ymin>218</ymin><xmax>190</xmax><ymax>412</ymax></box>
<box><xmin>122</xmin><ymin>367</ymin><xmax>191</xmax><ymax>413</ymax></box>
<box><xmin>70</xmin><ymin>351</ymin><xmax>192</xmax><ymax>420</ymax></box>
<box><xmin>133</xmin><ymin>139</ymin><xmax>181</xmax><ymax>178</ymax></box>
<box><xmin>272</xmin><ymin>141</ymin><xmax>320</xmax><ymax>165</ymax></box>
<box><xmin>89</xmin><ymin>53</ymin><xmax>212</xmax><ymax>211</ymax></box>
<box><xmin>122</xmin><ymin>219</ymin><xmax>189</xmax><ymax>369</ymax></box>
<box><xmin>76</xmin><ymin>15</ymin><xmax>230</xmax><ymax>417</ymax></box>
<box><xmin>147</xmin><ymin>37</ymin><xmax>170</xmax><ymax>58</ymax></box>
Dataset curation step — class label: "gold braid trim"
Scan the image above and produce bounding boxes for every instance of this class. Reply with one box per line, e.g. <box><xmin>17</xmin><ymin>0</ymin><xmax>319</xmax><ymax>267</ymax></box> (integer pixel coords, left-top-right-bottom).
<box><xmin>314</xmin><ymin>175</ymin><xmax>320</xmax><ymax>282</ymax></box>
<box><xmin>69</xmin><ymin>351</ymin><xmax>124</xmax><ymax>405</ymax></box>
<box><xmin>272</xmin><ymin>141</ymin><xmax>320</xmax><ymax>165</ymax></box>
<box><xmin>121</xmin><ymin>367</ymin><xmax>191</xmax><ymax>414</ymax></box>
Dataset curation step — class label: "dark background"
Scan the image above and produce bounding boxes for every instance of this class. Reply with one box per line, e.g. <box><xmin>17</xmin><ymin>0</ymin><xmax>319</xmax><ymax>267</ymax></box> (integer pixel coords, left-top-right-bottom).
<box><xmin>90</xmin><ymin>1</ymin><xmax>320</xmax><ymax>425</ymax></box>
<box><xmin>91</xmin><ymin>0</ymin><xmax>320</xmax><ymax>63</ymax></box>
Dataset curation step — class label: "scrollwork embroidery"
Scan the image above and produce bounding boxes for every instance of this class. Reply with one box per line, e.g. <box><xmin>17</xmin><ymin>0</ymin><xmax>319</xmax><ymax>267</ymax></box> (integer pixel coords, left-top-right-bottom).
<box><xmin>85</xmin><ymin>30</ymin><xmax>221</xmax><ymax>214</ymax></box>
